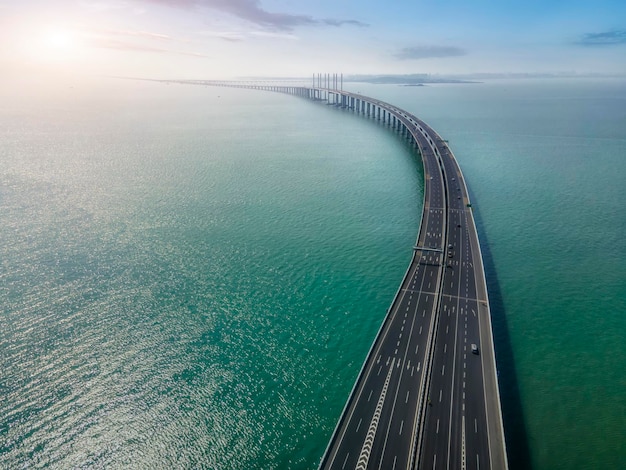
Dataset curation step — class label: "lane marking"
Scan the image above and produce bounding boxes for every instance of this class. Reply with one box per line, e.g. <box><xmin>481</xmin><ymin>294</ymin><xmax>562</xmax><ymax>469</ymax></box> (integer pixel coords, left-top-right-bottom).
<box><xmin>355</xmin><ymin>358</ymin><xmax>395</xmax><ymax>470</ymax></box>
<box><xmin>462</xmin><ymin>415</ymin><xmax>467</xmax><ymax>470</ymax></box>
<box><xmin>341</xmin><ymin>453</ymin><xmax>350</xmax><ymax>469</ymax></box>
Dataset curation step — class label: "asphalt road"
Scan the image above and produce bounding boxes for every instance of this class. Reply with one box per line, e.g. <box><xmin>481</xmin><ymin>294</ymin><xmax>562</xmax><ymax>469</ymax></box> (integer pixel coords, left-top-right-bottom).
<box><xmin>417</xmin><ymin>120</ymin><xmax>492</xmax><ymax>470</ymax></box>
<box><xmin>181</xmin><ymin>82</ymin><xmax>506</xmax><ymax>469</ymax></box>
<box><xmin>318</xmin><ymin>93</ymin><xmax>507</xmax><ymax>470</ymax></box>
<box><xmin>319</xmin><ymin>112</ymin><xmax>448</xmax><ymax>469</ymax></box>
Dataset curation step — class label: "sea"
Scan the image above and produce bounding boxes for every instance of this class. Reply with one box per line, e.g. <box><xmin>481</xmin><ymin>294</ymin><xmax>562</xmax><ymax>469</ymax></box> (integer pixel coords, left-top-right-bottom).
<box><xmin>1</xmin><ymin>76</ymin><xmax>624</xmax><ymax>469</ymax></box>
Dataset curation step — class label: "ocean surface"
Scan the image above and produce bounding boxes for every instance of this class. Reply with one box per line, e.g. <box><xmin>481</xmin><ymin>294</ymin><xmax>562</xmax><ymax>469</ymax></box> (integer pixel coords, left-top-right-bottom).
<box><xmin>1</xmin><ymin>77</ymin><xmax>624</xmax><ymax>469</ymax></box>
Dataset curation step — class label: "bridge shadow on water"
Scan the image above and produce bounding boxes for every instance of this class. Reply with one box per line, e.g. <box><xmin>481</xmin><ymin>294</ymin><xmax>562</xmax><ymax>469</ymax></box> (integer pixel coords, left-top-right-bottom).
<box><xmin>335</xmin><ymin>100</ymin><xmax>532</xmax><ymax>468</ymax></box>
<box><xmin>470</xmin><ymin>200</ymin><xmax>533</xmax><ymax>470</ymax></box>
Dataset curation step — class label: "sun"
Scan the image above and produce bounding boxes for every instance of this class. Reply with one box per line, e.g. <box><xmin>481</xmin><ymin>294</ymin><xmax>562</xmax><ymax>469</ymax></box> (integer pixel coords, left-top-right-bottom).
<box><xmin>44</xmin><ymin>30</ymin><xmax>74</xmax><ymax>50</ymax></box>
<box><xmin>35</xmin><ymin>27</ymin><xmax>82</xmax><ymax>61</ymax></box>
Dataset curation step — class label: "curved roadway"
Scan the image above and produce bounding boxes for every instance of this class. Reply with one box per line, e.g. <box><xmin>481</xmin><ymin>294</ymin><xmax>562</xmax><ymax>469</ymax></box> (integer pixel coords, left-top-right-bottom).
<box><xmin>192</xmin><ymin>81</ymin><xmax>507</xmax><ymax>470</ymax></box>
<box><xmin>316</xmin><ymin>91</ymin><xmax>508</xmax><ymax>470</ymax></box>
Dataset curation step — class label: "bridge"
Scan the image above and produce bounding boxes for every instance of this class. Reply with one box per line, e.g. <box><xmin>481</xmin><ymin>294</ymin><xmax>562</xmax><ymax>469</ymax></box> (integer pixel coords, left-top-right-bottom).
<box><xmin>195</xmin><ymin>78</ymin><xmax>508</xmax><ymax>469</ymax></box>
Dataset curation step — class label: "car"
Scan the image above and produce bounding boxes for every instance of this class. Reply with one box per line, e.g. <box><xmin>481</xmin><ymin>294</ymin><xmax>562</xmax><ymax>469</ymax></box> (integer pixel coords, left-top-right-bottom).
<box><xmin>471</xmin><ymin>344</ymin><xmax>479</xmax><ymax>355</ymax></box>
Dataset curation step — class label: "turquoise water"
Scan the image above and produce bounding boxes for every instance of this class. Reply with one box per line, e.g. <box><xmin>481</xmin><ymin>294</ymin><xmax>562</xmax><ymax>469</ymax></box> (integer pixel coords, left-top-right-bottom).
<box><xmin>1</xmin><ymin>77</ymin><xmax>625</xmax><ymax>469</ymax></box>
<box><xmin>356</xmin><ymin>79</ymin><xmax>626</xmax><ymax>469</ymax></box>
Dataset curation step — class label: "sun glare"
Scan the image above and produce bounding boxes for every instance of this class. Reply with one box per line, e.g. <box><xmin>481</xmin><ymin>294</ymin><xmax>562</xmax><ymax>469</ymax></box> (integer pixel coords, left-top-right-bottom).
<box><xmin>34</xmin><ymin>27</ymin><xmax>82</xmax><ymax>62</ymax></box>
<box><xmin>44</xmin><ymin>30</ymin><xmax>74</xmax><ymax>50</ymax></box>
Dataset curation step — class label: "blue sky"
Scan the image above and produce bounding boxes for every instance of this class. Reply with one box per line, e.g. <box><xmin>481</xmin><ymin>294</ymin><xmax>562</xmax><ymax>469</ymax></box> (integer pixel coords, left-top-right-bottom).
<box><xmin>1</xmin><ymin>0</ymin><xmax>625</xmax><ymax>79</ymax></box>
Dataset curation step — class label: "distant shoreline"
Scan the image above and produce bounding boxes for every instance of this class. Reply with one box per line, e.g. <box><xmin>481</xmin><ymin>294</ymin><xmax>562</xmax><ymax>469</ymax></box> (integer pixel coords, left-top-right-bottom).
<box><xmin>345</xmin><ymin>77</ymin><xmax>480</xmax><ymax>85</ymax></box>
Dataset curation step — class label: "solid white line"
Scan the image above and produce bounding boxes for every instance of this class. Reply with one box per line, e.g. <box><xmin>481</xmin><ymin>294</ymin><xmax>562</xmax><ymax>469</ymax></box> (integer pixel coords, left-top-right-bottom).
<box><xmin>446</xmin><ymin>294</ymin><xmax>461</xmax><ymax>470</ymax></box>
<box><xmin>462</xmin><ymin>415</ymin><xmax>467</xmax><ymax>470</ymax></box>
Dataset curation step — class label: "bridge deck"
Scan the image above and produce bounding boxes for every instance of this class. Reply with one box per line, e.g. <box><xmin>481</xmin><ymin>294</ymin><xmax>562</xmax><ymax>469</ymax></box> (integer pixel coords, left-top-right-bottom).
<box><xmin>199</xmin><ymin>81</ymin><xmax>508</xmax><ymax>469</ymax></box>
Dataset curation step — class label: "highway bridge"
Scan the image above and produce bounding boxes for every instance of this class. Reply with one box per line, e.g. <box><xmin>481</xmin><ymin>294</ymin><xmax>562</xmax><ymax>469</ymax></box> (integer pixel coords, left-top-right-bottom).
<box><xmin>196</xmin><ymin>78</ymin><xmax>508</xmax><ymax>469</ymax></box>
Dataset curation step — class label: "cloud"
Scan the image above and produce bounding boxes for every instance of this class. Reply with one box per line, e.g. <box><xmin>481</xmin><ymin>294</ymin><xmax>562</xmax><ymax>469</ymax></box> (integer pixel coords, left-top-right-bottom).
<box><xmin>576</xmin><ymin>29</ymin><xmax>626</xmax><ymax>46</ymax></box>
<box><xmin>92</xmin><ymin>28</ymin><xmax>173</xmax><ymax>41</ymax></box>
<box><xmin>114</xmin><ymin>30</ymin><xmax>173</xmax><ymax>40</ymax></box>
<box><xmin>89</xmin><ymin>37</ymin><xmax>209</xmax><ymax>57</ymax></box>
<box><xmin>197</xmin><ymin>30</ymin><xmax>245</xmax><ymax>42</ymax></box>
<box><xmin>249</xmin><ymin>31</ymin><xmax>298</xmax><ymax>40</ymax></box>
<box><xmin>79</xmin><ymin>26</ymin><xmax>208</xmax><ymax>55</ymax></box>
<box><xmin>140</xmin><ymin>0</ymin><xmax>368</xmax><ymax>31</ymax></box>
<box><xmin>395</xmin><ymin>45</ymin><xmax>467</xmax><ymax>60</ymax></box>
<box><xmin>321</xmin><ymin>19</ymin><xmax>368</xmax><ymax>28</ymax></box>
<box><xmin>197</xmin><ymin>29</ymin><xmax>298</xmax><ymax>42</ymax></box>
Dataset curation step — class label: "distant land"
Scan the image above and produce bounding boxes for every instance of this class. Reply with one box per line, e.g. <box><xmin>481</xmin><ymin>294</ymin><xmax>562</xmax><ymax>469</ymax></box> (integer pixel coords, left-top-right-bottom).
<box><xmin>122</xmin><ymin>71</ymin><xmax>625</xmax><ymax>89</ymax></box>
<box><xmin>344</xmin><ymin>74</ymin><xmax>478</xmax><ymax>84</ymax></box>
<box><xmin>343</xmin><ymin>72</ymin><xmax>624</xmax><ymax>85</ymax></box>
<box><xmin>230</xmin><ymin>72</ymin><xmax>624</xmax><ymax>86</ymax></box>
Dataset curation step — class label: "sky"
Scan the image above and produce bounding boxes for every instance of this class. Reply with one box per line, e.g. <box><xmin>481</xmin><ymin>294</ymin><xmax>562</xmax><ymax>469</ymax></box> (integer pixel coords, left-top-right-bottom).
<box><xmin>1</xmin><ymin>0</ymin><xmax>625</xmax><ymax>80</ymax></box>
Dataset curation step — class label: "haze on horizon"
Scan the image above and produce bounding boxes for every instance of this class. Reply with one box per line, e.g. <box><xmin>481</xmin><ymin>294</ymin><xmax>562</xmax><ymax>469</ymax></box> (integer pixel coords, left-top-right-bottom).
<box><xmin>1</xmin><ymin>0</ymin><xmax>625</xmax><ymax>82</ymax></box>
